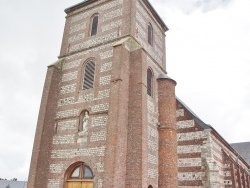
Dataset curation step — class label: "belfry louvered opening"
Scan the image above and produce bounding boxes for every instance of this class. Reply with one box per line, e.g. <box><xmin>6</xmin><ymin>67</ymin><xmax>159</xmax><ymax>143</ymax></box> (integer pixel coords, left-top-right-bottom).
<box><xmin>83</xmin><ymin>60</ymin><xmax>96</xmax><ymax>90</ymax></box>
<box><xmin>147</xmin><ymin>68</ymin><xmax>153</xmax><ymax>96</ymax></box>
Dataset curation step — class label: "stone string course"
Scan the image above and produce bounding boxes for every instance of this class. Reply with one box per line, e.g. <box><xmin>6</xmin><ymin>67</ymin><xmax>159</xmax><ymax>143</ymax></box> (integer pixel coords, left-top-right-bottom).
<box><xmin>51</xmin><ymin>146</ymin><xmax>105</xmax><ymax>159</ymax></box>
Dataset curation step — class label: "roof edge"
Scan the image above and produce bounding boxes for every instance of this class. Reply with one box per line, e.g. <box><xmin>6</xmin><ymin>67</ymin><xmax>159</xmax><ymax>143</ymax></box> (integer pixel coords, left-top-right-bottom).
<box><xmin>141</xmin><ymin>0</ymin><xmax>169</xmax><ymax>32</ymax></box>
<box><xmin>176</xmin><ymin>96</ymin><xmax>250</xmax><ymax>168</ymax></box>
<box><xmin>65</xmin><ymin>0</ymin><xmax>97</xmax><ymax>13</ymax></box>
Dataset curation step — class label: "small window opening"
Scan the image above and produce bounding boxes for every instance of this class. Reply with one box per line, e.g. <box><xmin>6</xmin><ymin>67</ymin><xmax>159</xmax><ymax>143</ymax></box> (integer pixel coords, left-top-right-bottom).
<box><xmin>147</xmin><ymin>68</ymin><xmax>153</xmax><ymax>96</ymax></box>
<box><xmin>148</xmin><ymin>23</ymin><xmax>153</xmax><ymax>45</ymax></box>
<box><xmin>83</xmin><ymin>60</ymin><xmax>96</xmax><ymax>90</ymax></box>
<box><xmin>90</xmin><ymin>14</ymin><xmax>99</xmax><ymax>36</ymax></box>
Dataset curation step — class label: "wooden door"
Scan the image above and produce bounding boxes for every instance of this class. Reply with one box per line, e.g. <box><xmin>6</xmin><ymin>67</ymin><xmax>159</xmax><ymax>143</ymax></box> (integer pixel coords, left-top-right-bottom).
<box><xmin>66</xmin><ymin>181</ymin><xmax>93</xmax><ymax>188</ymax></box>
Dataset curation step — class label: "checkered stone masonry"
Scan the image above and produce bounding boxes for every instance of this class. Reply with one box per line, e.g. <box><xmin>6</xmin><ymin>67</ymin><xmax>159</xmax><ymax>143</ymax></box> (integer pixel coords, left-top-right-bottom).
<box><xmin>62</xmin><ymin>59</ymin><xmax>82</xmax><ymax>70</ymax></box>
<box><xmin>100</xmin><ymin>62</ymin><xmax>112</xmax><ymax>72</ymax></box>
<box><xmin>48</xmin><ymin>179</ymin><xmax>60</xmax><ymax>188</ymax></box>
<box><xmin>91</xmin><ymin>103</ymin><xmax>109</xmax><ymax>113</ymax></box>
<box><xmin>92</xmin><ymin>116</ymin><xmax>108</xmax><ymax>127</ymax></box>
<box><xmin>57</xmin><ymin>120</ymin><xmax>77</xmax><ymax>131</ymax></box>
<box><xmin>50</xmin><ymin>164</ymin><xmax>65</xmax><ymax>174</ymax></box>
<box><xmin>56</xmin><ymin>109</ymin><xmax>79</xmax><ymax>119</ymax></box>
<box><xmin>53</xmin><ymin>135</ymin><xmax>75</xmax><ymax>145</ymax></box>
<box><xmin>90</xmin><ymin>131</ymin><xmax>106</xmax><ymax>142</ymax></box>
<box><xmin>100</xmin><ymin>50</ymin><xmax>113</xmax><ymax>60</ymax></box>
<box><xmin>60</xmin><ymin>84</ymin><xmax>76</xmax><ymax>95</ymax></box>
<box><xmin>62</xmin><ymin>71</ymin><xmax>78</xmax><ymax>82</ymax></box>
<box><xmin>58</xmin><ymin>97</ymin><xmax>75</xmax><ymax>107</ymax></box>
<box><xmin>51</xmin><ymin>146</ymin><xmax>105</xmax><ymax>159</ymax></box>
<box><xmin>177</xmin><ymin>120</ymin><xmax>195</xmax><ymax>129</ymax></box>
<box><xmin>99</xmin><ymin>75</ymin><xmax>111</xmax><ymax>85</ymax></box>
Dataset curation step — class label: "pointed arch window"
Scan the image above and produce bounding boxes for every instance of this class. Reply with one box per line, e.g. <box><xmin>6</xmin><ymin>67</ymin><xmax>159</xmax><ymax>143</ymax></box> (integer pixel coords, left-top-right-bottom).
<box><xmin>148</xmin><ymin>23</ymin><xmax>153</xmax><ymax>46</ymax></box>
<box><xmin>66</xmin><ymin>162</ymin><xmax>94</xmax><ymax>187</ymax></box>
<box><xmin>90</xmin><ymin>14</ymin><xmax>99</xmax><ymax>36</ymax></box>
<box><xmin>83</xmin><ymin>60</ymin><xmax>96</xmax><ymax>90</ymax></box>
<box><xmin>147</xmin><ymin>68</ymin><xmax>153</xmax><ymax>96</ymax></box>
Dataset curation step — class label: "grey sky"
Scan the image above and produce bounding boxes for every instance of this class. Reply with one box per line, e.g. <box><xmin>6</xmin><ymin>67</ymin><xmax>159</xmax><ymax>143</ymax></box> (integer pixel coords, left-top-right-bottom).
<box><xmin>0</xmin><ymin>0</ymin><xmax>249</xmax><ymax>181</ymax></box>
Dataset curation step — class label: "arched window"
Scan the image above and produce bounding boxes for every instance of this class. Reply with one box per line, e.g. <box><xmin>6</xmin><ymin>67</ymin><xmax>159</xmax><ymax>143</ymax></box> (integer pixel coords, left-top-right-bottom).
<box><xmin>90</xmin><ymin>14</ymin><xmax>99</xmax><ymax>36</ymax></box>
<box><xmin>83</xmin><ymin>60</ymin><xmax>96</xmax><ymax>90</ymax></box>
<box><xmin>147</xmin><ymin>68</ymin><xmax>153</xmax><ymax>96</ymax></box>
<box><xmin>148</xmin><ymin>185</ymin><xmax>153</xmax><ymax>188</ymax></box>
<box><xmin>65</xmin><ymin>162</ymin><xmax>94</xmax><ymax>188</ymax></box>
<box><xmin>148</xmin><ymin>23</ymin><xmax>153</xmax><ymax>45</ymax></box>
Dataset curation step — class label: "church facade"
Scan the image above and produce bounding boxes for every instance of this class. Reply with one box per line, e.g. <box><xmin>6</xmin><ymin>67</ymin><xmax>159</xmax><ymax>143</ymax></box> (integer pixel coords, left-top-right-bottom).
<box><xmin>28</xmin><ymin>0</ymin><xmax>250</xmax><ymax>188</ymax></box>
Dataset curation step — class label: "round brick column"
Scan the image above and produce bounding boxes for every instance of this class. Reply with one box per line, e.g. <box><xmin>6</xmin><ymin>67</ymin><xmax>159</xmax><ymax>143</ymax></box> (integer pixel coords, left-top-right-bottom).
<box><xmin>157</xmin><ymin>74</ymin><xmax>178</xmax><ymax>188</ymax></box>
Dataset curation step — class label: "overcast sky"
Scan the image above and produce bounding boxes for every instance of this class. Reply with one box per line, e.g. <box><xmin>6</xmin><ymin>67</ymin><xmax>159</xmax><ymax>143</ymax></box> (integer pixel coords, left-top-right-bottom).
<box><xmin>0</xmin><ymin>0</ymin><xmax>249</xmax><ymax>181</ymax></box>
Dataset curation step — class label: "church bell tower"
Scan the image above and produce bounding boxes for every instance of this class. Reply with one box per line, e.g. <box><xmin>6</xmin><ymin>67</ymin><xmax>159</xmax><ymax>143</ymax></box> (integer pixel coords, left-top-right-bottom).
<box><xmin>28</xmin><ymin>0</ymin><xmax>178</xmax><ymax>187</ymax></box>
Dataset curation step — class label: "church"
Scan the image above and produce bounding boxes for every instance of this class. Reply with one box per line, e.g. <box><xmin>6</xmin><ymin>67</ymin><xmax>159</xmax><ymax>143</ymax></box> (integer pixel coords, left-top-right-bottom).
<box><xmin>27</xmin><ymin>0</ymin><xmax>250</xmax><ymax>187</ymax></box>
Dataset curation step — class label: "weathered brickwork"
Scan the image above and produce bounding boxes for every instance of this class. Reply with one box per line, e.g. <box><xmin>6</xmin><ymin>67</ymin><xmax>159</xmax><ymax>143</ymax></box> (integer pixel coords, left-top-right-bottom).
<box><xmin>28</xmin><ymin>1</ymin><xmax>250</xmax><ymax>188</ymax></box>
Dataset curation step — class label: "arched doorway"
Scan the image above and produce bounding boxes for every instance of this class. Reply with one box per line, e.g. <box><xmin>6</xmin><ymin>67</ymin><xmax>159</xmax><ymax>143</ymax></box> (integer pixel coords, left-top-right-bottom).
<box><xmin>65</xmin><ymin>162</ymin><xmax>94</xmax><ymax>188</ymax></box>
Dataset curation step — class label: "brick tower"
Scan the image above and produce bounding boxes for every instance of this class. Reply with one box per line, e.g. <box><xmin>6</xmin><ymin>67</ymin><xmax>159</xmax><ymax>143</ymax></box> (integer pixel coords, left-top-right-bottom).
<box><xmin>28</xmin><ymin>0</ymin><xmax>178</xmax><ymax>188</ymax></box>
